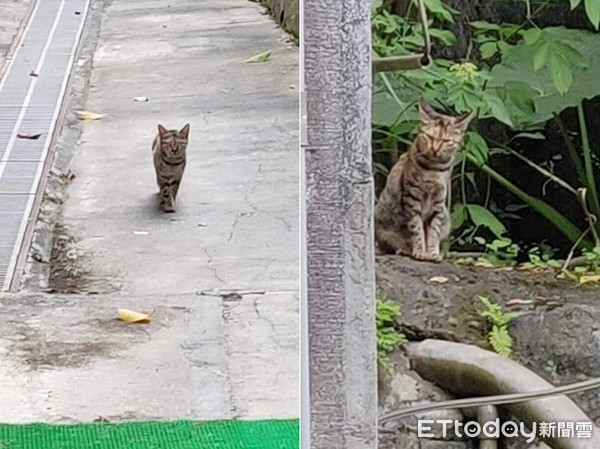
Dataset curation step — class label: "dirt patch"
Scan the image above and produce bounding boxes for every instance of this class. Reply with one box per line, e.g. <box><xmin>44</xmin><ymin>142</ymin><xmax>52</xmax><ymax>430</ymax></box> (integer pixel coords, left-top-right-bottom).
<box><xmin>377</xmin><ymin>255</ymin><xmax>600</xmax><ymax>425</ymax></box>
<box><xmin>0</xmin><ymin>296</ymin><xmax>176</xmax><ymax>371</ymax></box>
<box><xmin>377</xmin><ymin>255</ymin><xmax>595</xmax><ymax>344</ymax></box>
<box><xmin>47</xmin><ymin>225</ymin><xmax>121</xmax><ymax>294</ymax></box>
<box><xmin>19</xmin><ymin>341</ymin><xmax>112</xmax><ymax>370</ymax></box>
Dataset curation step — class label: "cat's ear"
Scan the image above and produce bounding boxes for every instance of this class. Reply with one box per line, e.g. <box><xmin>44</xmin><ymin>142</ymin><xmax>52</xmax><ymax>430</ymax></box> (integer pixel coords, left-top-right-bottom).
<box><xmin>179</xmin><ymin>123</ymin><xmax>190</xmax><ymax>139</ymax></box>
<box><xmin>158</xmin><ymin>124</ymin><xmax>168</xmax><ymax>137</ymax></box>
<box><xmin>454</xmin><ymin>110</ymin><xmax>475</xmax><ymax>130</ymax></box>
<box><xmin>418</xmin><ymin>99</ymin><xmax>438</xmax><ymax>124</ymax></box>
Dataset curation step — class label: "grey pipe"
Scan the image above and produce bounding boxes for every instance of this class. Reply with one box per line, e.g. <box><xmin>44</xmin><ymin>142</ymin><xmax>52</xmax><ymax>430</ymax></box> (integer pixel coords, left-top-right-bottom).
<box><xmin>402</xmin><ymin>339</ymin><xmax>600</xmax><ymax>449</ymax></box>
<box><xmin>477</xmin><ymin>405</ymin><xmax>499</xmax><ymax>449</ymax></box>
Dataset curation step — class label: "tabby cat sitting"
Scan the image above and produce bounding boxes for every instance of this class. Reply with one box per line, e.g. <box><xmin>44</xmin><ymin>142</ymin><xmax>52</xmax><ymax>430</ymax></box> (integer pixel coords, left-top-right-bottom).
<box><xmin>375</xmin><ymin>100</ymin><xmax>473</xmax><ymax>262</ymax></box>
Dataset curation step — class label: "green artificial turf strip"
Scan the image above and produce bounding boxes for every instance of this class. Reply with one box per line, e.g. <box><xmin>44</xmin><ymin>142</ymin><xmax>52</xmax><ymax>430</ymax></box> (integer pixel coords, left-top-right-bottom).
<box><xmin>0</xmin><ymin>419</ymin><xmax>299</xmax><ymax>449</ymax></box>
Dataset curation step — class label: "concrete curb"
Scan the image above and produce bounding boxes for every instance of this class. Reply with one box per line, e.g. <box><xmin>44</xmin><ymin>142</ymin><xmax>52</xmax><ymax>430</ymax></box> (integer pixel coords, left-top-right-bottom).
<box><xmin>21</xmin><ymin>0</ymin><xmax>108</xmax><ymax>291</ymax></box>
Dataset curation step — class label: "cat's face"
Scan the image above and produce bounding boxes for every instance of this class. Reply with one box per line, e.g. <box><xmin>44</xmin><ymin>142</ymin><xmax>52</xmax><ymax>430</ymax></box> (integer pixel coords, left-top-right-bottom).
<box><xmin>414</xmin><ymin>100</ymin><xmax>473</xmax><ymax>163</ymax></box>
<box><xmin>158</xmin><ymin>124</ymin><xmax>190</xmax><ymax>157</ymax></box>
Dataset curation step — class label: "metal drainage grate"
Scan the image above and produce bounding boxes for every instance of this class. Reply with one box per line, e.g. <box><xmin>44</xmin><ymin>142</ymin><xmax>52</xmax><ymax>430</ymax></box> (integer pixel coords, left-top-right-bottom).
<box><xmin>0</xmin><ymin>0</ymin><xmax>90</xmax><ymax>290</ymax></box>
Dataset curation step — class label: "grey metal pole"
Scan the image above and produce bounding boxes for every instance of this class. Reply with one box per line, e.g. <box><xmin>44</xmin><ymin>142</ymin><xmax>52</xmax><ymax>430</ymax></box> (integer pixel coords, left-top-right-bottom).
<box><xmin>303</xmin><ymin>0</ymin><xmax>377</xmax><ymax>447</ymax></box>
<box><xmin>300</xmin><ymin>5</ymin><xmax>310</xmax><ymax>442</ymax></box>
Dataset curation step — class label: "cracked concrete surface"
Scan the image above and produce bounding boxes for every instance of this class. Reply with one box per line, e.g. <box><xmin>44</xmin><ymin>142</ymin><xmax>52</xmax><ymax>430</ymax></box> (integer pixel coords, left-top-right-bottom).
<box><xmin>2</xmin><ymin>0</ymin><xmax>298</xmax><ymax>422</ymax></box>
<box><xmin>0</xmin><ymin>292</ymin><xmax>297</xmax><ymax>422</ymax></box>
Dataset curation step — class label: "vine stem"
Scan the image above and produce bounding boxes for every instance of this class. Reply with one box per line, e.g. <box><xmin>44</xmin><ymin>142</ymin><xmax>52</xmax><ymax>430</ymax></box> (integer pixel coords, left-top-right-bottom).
<box><xmin>490</xmin><ymin>138</ymin><xmax>600</xmax><ymax>246</ymax></box>
<box><xmin>562</xmin><ymin>227</ymin><xmax>591</xmax><ymax>272</ymax></box>
<box><xmin>553</xmin><ymin>115</ymin><xmax>586</xmax><ymax>184</ymax></box>
<box><xmin>577</xmin><ymin>102</ymin><xmax>600</xmax><ymax>222</ymax></box>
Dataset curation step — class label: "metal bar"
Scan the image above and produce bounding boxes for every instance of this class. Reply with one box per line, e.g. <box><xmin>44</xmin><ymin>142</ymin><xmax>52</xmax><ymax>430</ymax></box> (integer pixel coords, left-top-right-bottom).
<box><xmin>0</xmin><ymin>0</ymin><xmax>90</xmax><ymax>290</ymax></box>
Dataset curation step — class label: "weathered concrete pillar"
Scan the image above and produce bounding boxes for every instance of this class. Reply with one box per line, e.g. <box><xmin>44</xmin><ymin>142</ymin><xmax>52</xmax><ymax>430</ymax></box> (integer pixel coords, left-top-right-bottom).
<box><xmin>302</xmin><ymin>0</ymin><xmax>377</xmax><ymax>447</ymax></box>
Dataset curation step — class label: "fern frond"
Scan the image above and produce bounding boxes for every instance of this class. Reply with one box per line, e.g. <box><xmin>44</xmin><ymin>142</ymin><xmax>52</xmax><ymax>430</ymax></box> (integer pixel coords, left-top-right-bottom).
<box><xmin>489</xmin><ymin>325</ymin><xmax>513</xmax><ymax>357</ymax></box>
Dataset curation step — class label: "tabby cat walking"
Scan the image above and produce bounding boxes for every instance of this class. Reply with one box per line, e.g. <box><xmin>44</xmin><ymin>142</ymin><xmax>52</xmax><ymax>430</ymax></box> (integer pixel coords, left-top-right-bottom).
<box><xmin>375</xmin><ymin>100</ymin><xmax>473</xmax><ymax>262</ymax></box>
<box><xmin>152</xmin><ymin>123</ymin><xmax>190</xmax><ymax>213</ymax></box>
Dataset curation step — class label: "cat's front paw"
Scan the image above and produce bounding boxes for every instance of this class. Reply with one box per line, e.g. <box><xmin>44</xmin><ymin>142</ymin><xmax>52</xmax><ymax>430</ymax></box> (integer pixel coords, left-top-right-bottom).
<box><xmin>412</xmin><ymin>251</ymin><xmax>442</xmax><ymax>263</ymax></box>
<box><xmin>160</xmin><ymin>200</ymin><xmax>176</xmax><ymax>213</ymax></box>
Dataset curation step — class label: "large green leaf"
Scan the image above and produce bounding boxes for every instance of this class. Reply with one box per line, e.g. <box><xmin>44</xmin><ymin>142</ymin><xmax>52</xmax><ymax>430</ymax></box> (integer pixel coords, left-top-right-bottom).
<box><xmin>465</xmin><ymin>204</ymin><xmax>507</xmax><ymax>237</ymax></box>
<box><xmin>547</xmin><ymin>51</ymin><xmax>572</xmax><ymax>94</ymax></box>
<box><xmin>428</xmin><ymin>29</ymin><xmax>457</xmax><ymax>46</ymax></box>
<box><xmin>372</xmin><ymin>73</ymin><xmax>421</xmax><ymax>127</ymax></box>
<box><xmin>463</xmin><ymin>132</ymin><xmax>490</xmax><ymax>166</ymax></box>
<box><xmin>467</xmin><ymin>154</ymin><xmax>586</xmax><ymax>245</ymax></box>
<box><xmin>415</xmin><ymin>0</ymin><xmax>457</xmax><ymax>22</ymax></box>
<box><xmin>584</xmin><ymin>0</ymin><xmax>600</xmax><ymax>29</ymax></box>
<box><xmin>489</xmin><ymin>28</ymin><xmax>600</xmax><ymax>125</ymax></box>
<box><xmin>483</xmin><ymin>92</ymin><xmax>514</xmax><ymax>127</ymax></box>
<box><xmin>533</xmin><ymin>43</ymin><xmax>549</xmax><ymax>71</ymax></box>
<box><xmin>451</xmin><ymin>203</ymin><xmax>467</xmax><ymax>230</ymax></box>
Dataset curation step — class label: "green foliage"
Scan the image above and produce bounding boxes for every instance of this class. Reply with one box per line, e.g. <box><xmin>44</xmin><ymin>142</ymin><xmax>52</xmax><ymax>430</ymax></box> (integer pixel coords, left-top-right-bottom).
<box><xmin>465</xmin><ymin>204</ymin><xmax>506</xmax><ymax>238</ymax></box>
<box><xmin>489</xmin><ymin>28</ymin><xmax>600</xmax><ymax>125</ymax></box>
<box><xmin>570</xmin><ymin>0</ymin><xmax>600</xmax><ymax>29</ymax></box>
<box><xmin>489</xmin><ymin>326</ymin><xmax>514</xmax><ymax>358</ymax></box>
<box><xmin>582</xmin><ymin>246</ymin><xmax>600</xmax><ymax>271</ymax></box>
<box><xmin>371</xmin><ymin>0</ymin><xmax>600</xmax><ymax>254</ymax></box>
<box><xmin>521</xmin><ymin>245</ymin><xmax>562</xmax><ymax>270</ymax></box>
<box><xmin>451</xmin><ymin>203</ymin><xmax>506</xmax><ymax>240</ymax></box>
<box><xmin>476</xmin><ymin>236</ymin><xmax>521</xmax><ymax>265</ymax></box>
<box><xmin>563</xmin><ymin>246</ymin><xmax>600</xmax><ymax>282</ymax></box>
<box><xmin>376</xmin><ymin>297</ymin><xmax>407</xmax><ymax>377</ymax></box>
<box><xmin>478</xmin><ymin>295</ymin><xmax>520</xmax><ymax>357</ymax></box>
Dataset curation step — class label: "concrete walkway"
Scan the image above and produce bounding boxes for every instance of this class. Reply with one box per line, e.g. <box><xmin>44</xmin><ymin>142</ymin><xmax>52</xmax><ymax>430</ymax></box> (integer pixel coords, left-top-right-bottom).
<box><xmin>0</xmin><ymin>0</ymin><xmax>298</xmax><ymax>422</ymax></box>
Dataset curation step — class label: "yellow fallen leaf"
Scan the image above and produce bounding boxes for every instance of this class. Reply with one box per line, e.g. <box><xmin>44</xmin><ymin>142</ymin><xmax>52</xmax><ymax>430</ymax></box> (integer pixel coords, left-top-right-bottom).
<box><xmin>429</xmin><ymin>276</ymin><xmax>449</xmax><ymax>284</ymax></box>
<box><xmin>473</xmin><ymin>258</ymin><xmax>496</xmax><ymax>268</ymax></box>
<box><xmin>244</xmin><ymin>50</ymin><xmax>272</xmax><ymax>63</ymax></box>
<box><xmin>76</xmin><ymin>110</ymin><xmax>104</xmax><ymax>120</ymax></box>
<box><xmin>117</xmin><ymin>308</ymin><xmax>153</xmax><ymax>323</ymax></box>
<box><xmin>578</xmin><ymin>275</ymin><xmax>600</xmax><ymax>285</ymax></box>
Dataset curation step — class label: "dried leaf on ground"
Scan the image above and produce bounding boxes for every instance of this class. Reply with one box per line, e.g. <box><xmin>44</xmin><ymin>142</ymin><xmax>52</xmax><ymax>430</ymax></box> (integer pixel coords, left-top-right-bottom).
<box><xmin>117</xmin><ymin>308</ymin><xmax>153</xmax><ymax>323</ymax></box>
<box><xmin>474</xmin><ymin>258</ymin><xmax>496</xmax><ymax>268</ymax></box>
<box><xmin>578</xmin><ymin>275</ymin><xmax>600</xmax><ymax>285</ymax></box>
<box><xmin>17</xmin><ymin>133</ymin><xmax>42</xmax><ymax>140</ymax></box>
<box><xmin>429</xmin><ymin>276</ymin><xmax>449</xmax><ymax>284</ymax></box>
<box><xmin>76</xmin><ymin>110</ymin><xmax>104</xmax><ymax>121</ymax></box>
<box><xmin>244</xmin><ymin>50</ymin><xmax>272</xmax><ymax>63</ymax></box>
<box><xmin>506</xmin><ymin>298</ymin><xmax>532</xmax><ymax>307</ymax></box>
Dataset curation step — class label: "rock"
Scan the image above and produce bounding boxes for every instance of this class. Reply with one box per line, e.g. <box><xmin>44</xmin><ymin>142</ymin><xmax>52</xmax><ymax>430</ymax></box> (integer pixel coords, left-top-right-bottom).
<box><xmin>379</xmin><ymin>351</ymin><xmax>470</xmax><ymax>449</ymax></box>
<box><xmin>376</xmin><ymin>255</ymin><xmax>600</xmax><ymax>429</ymax></box>
<box><xmin>510</xmin><ymin>303</ymin><xmax>600</xmax><ymax>423</ymax></box>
